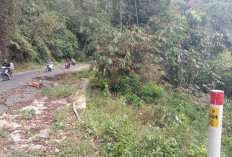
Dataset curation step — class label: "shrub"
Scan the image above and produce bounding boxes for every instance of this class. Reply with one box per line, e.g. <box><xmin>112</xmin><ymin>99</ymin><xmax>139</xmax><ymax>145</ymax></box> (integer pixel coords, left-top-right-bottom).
<box><xmin>167</xmin><ymin>93</ymin><xmax>197</xmax><ymax>122</ymax></box>
<box><xmin>82</xmin><ymin>90</ymin><xmax>207</xmax><ymax>156</ymax></box>
<box><xmin>11</xmin><ymin>31</ymin><xmax>38</xmax><ymax>60</ymax></box>
<box><xmin>32</xmin><ymin>35</ymin><xmax>51</xmax><ymax>61</ymax></box>
<box><xmin>140</xmin><ymin>82</ymin><xmax>165</xmax><ymax>103</ymax></box>
<box><xmin>92</xmin><ymin>74</ymin><xmax>167</xmax><ymax>107</ymax></box>
<box><xmin>118</xmin><ymin>74</ymin><xmax>143</xmax><ymax>95</ymax></box>
<box><xmin>91</xmin><ymin>77</ymin><xmax>108</xmax><ymax>91</ymax></box>
<box><xmin>125</xmin><ymin>94</ymin><xmax>143</xmax><ymax>108</ymax></box>
<box><xmin>103</xmin><ymin>86</ymin><xmax>111</xmax><ymax>98</ymax></box>
<box><xmin>77</xmin><ymin>70</ymin><xmax>95</xmax><ymax>79</ymax></box>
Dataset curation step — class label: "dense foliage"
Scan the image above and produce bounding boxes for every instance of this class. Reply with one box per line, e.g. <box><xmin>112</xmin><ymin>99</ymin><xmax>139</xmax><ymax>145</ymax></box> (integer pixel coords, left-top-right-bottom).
<box><xmin>1</xmin><ymin>0</ymin><xmax>88</xmax><ymax>61</ymax></box>
<box><xmin>79</xmin><ymin>77</ymin><xmax>232</xmax><ymax>156</ymax></box>
<box><xmin>1</xmin><ymin>0</ymin><xmax>232</xmax><ymax>156</ymax></box>
<box><xmin>1</xmin><ymin>1</ymin><xmax>231</xmax><ymax>94</ymax></box>
<box><xmin>82</xmin><ymin>88</ymin><xmax>208</xmax><ymax>156</ymax></box>
<box><xmin>0</xmin><ymin>0</ymin><xmax>18</xmax><ymax>58</ymax></box>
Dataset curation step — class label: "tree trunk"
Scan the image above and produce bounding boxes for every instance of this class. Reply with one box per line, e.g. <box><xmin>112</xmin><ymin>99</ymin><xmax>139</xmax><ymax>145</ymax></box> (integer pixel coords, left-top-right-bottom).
<box><xmin>188</xmin><ymin>54</ymin><xmax>194</xmax><ymax>85</ymax></box>
<box><xmin>119</xmin><ymin>2</ymin><xmax>122</xmax><ymax>31</ymax></box>
<box><xmin>134</xmin><ymin>0</ymin><xmax>139</xmax><ymax>26</ymax></box>
<box><xmin>176</xmin><ymin>53</ymin><xmax>182</xmax><ymax>87</ymax></box>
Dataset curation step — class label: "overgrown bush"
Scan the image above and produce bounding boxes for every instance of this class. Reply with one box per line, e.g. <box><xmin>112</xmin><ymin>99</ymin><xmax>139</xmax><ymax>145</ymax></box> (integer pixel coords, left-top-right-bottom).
<box><xmin>10</xmin><ymin>31</ymin><xmax>37</xmax><ymax>61</ymax></box>
<box><xmin>140</xmin><ymin>82</ymin><xmax>165</xmax><ymax>103</ymax></box>
<box><xmin>91</xmin><ymin>77</ymin><xmax>108</xmax><ymax>91</ymax></box>
<box><xmin>125</xmin><ymin>94</ymin><xmax>143</xmax><ymax>108</ymax></box>
<box><xmin>78</xmin><ymin>89</ymin><xmax>207</xmax><ymax>156</ymax></box>
<box><xmin>32</xmin><ymin>35</ymin><xmax>51</xmax><ymax>61</ymax></box>
<box><xmin>118</xmin><ymin>74</ymin><xmax>143</xmax><ymax>95</ymax></box>
<box><xmin>167</xmin><ymin>93</ymin><xmax>198</xmax><ymax>123</ymax></box>
<box><xmin>91</xmin><ymin>74</ymin><xmax>166</xmax><ymax>107</ymax></box>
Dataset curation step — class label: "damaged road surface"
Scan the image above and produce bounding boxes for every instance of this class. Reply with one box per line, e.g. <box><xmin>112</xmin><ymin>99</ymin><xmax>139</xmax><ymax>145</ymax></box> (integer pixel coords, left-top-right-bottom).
<box><xmin>0</xmin><ymin>85</ymin><xmax>69</xmax><ymax>155</ymax></box>
<box><xmin>0</xmin><ymin>70</ymin><xmax>89</xmax><ymax>156</ymax></box>
<box><xmin>0</xmin><ymin>64</ymin><xmax>89</xmax><ymax>93</ymax></box>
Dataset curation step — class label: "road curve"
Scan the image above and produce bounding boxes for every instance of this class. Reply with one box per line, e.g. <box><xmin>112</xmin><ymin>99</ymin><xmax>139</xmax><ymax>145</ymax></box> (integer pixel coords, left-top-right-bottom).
<box><xmin>0</xmin><ymin>64</ymin><xmax>89</xmax><ymax>94</ymax></box>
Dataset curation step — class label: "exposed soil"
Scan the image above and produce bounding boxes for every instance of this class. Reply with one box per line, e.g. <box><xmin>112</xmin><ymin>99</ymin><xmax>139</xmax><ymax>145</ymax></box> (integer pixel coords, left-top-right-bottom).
<box><xmin>0</xmin><ymin>74</ymin><xmax>89</xmax><ymax>156</ymax></box>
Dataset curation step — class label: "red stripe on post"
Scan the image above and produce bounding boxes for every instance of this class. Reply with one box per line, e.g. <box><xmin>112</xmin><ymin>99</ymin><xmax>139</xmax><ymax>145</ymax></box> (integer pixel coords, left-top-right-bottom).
<box><xmin>211</xmin><ymin>90</ymin><xmax>224</xmax><ymax>105</ymax></box>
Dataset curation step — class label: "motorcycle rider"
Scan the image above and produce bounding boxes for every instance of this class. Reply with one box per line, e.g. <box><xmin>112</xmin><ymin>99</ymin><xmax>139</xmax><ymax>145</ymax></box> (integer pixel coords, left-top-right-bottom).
<box><xmin>46</xmin><ymin>59</ymin><xmax>53</xmax><ymax>72</ymax></box>
<box><xmin>71</xmin><ymin>58</ymin><xmax>76</xmax><ymax>65</ymax></box>
<box><xmin>65</xmin><ymin>58</ymin><xmax>70</xmax><ymax>68</ymax></box>
<box><xmin>2</xmin><ymin>58</ymin><xmax>11</xmax><ymax>79</ymax></box>
<box><xmin>47</xmin><ymin>59</ymin><xmax>53</xmax><ymax>65</ymax></box>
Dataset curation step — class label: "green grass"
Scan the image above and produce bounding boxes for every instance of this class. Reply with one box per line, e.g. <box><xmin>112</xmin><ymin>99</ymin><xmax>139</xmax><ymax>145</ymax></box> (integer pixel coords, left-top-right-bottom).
<box><xmin>0</xmin><ymin>129</ymin><xmax>9</xmax><ymax>140</ymax></box>
<box><xmin>7</xmin><ymin>72</ymin><xmax>232</xmax><ymax>156</ymax></box>
<box><xmin>81</xmin><ymin>90</ymin><xmax>208</xmax><ymax>156</ymax></box>
<box><xmin>14</xmin><ymin>61</ymin><xmax>44</xmax><ymax>73</ymax></box>
<box><xmin>48</xmin><ymin>108</ymin><xmax>95</xmax><ymax>157</ymax></box>
<box><xmin>0</xmin><ymin>129</ymin><xmax>10</xmax><ymax>151</ymax></box>
<box><xmin>48</xmin><ymin>88</ymin><xmax>210</xmax><ymax>157</ymax></box>
<box><xmin>42</xmin><ymin>85</ymin><xmax>79</xmax><ymax>98</ymax></box>
<box><xmin>63</xmin><ymin>70</ymin><xmax>95</xmax><ymax>83</ymax></box>
<box><xmin>18</xmin><ymin>109</ymin><xmax>36</xmax><ymax>120</ymax></box>
<box><xmin>49</xmin><ymin>109</ymin><xmax>68</xmax><ymax>137</ymax></box>
<box><xmin>221</xmin><ymin>99</ymin><xmax>232</xmax><ymax>155</ymax></box>
<box><xmin>11</xmin><ymin>149</ymin><xmax>49</xmax><ymax>157</ymax></box>
<box><xmin>11</xmin><ymin>78</ymin><xmax>231</xmax><ymax>156</ymax></box>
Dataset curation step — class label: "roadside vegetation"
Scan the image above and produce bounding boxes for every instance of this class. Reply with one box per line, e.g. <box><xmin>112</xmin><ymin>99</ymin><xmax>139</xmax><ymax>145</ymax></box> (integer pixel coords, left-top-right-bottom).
<box><xmin>1</xmin><ymin>0</ymin><xmax>232</xmax><ymax>156</ymax></box>
<box><xmin>33</xmin><ymin>74</ymin><xmax>232</xmax><ymax>156</ymax></box>
<box><xmin>1</xmin><ymin>69</ymin><xmax>231</xmax><ymax>156</ymax></box>
<box><xmin>63</xmin><ymin>70</ymin><xmax>95</xmax><ymax>83</ymax></box>
<box><xmin>42</xmin><ymin>86</ymin><xmax>79</xmax><ymax>99</ymax></box>
<box><xmin>1</xmin><ymin>0</ymin><xmax>232</xmax><ymax>95</ymax></box>
<box><xmin>17</xmin><ymin>109</ymin><xmax>36</xmax><ymax>120</ymax></box>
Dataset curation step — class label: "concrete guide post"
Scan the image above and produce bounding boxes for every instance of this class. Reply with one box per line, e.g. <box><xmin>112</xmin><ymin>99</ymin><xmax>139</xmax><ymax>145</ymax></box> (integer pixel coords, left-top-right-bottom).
<box><xmin>207</xmin><ymin>90</ymin><xmax>224</xmax><ymax>157</ymax></box>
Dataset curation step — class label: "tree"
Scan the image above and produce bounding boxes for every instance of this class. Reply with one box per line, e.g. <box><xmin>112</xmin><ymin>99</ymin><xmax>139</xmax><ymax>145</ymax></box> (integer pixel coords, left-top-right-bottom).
<box><xmin>0</xmin><ymin>0</ymin><xmax>18</xmax><ymax>60</ymax></box>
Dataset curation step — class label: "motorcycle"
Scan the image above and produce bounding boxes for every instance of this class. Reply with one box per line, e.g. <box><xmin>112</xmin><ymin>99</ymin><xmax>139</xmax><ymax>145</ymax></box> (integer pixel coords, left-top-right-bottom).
<box><xmin>65</xmin><ymin>61</ymin><xmax>70</xmax><ymax>69</ymax></box>
<box><xmin>71</xmin><ymin>59</ymin><xmax>76</xmax><ymax>66</ymax></box>
<box><xmin>0</xmin><ymin>66</ymin><xmax>11</xmax><ymax>81</ymax></box>
<box><xmin>46</xmin><ymin>64</ymin><xmax>53</xmax><ymax>72</ymax></box>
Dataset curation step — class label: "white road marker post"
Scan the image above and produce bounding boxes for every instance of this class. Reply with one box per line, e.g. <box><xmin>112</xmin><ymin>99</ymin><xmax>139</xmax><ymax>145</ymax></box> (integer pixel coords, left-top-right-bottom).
<box><xmin>207</xmin><ymin>90</ymin><xmax>224</xmax><ymax>157</ymax></box>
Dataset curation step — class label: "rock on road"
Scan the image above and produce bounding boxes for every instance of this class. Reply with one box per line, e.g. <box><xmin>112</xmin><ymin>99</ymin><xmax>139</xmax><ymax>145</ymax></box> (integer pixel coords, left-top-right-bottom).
<box><xmin>0</xmin><ymin>64</ymin><xmax>89</xmax><ymax>94</ymax></box>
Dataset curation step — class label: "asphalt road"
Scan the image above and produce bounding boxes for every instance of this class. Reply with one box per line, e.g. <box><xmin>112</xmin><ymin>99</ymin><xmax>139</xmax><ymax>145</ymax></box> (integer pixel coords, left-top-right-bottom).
<box><xmin>0</xmin><ymin>64</ymin><xmax>89</xmax><ymax>94</ymax></box>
